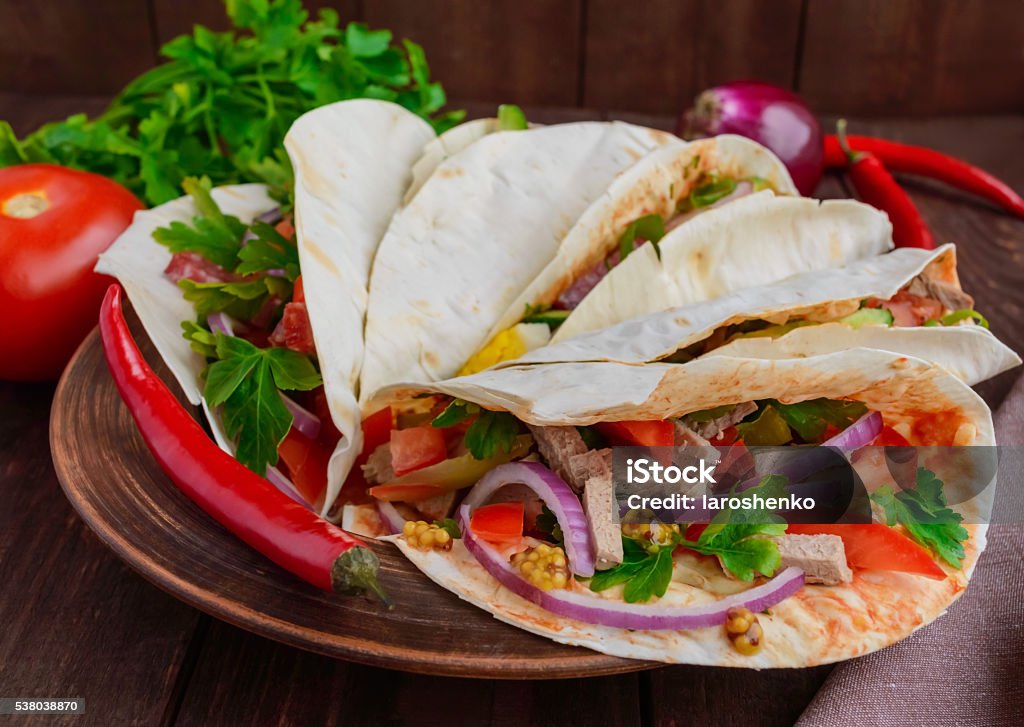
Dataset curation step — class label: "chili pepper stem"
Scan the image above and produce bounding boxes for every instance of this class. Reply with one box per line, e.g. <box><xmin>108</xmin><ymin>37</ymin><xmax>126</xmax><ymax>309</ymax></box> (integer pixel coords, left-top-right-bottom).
<box><xmin>332</xmin><ymin>547</ymin><xmax>391</xmax><ymax>607</ymax></box>
<box><xmin>835</xmin><ymin>119</ymin><xmax>858</xmax><ymax>164</ymax></box>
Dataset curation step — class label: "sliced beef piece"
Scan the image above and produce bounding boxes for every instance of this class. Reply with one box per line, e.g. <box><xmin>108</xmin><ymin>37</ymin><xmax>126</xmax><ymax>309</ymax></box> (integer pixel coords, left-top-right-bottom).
<box><xmin>568</xmin><ymin>448</ymin><xmax>612</xmax><ymax>490</ymax></box>
<box><xmin>527</xmin><ymin>425</ymin><xmax>589</xmax><ymax>489</ymax></box>
<box><xmin>164</xmin><ymin>252</ymin><xmax>237</xmax><ymax>284</ymax></box>
<box><xmin>581</xmin><ymin>468</ymin><xmax>623</xmax><ymax>570</ymax></box>
<box><xmin>770</xmin><ymin>534</ymin><xmax>852</xmax><ymax>585</ymax></box>
<box><xmin>673</xmin><ymin>420</ymin><xmax>712</xmax><ymax>447</ymax></box>
<box><xmin>416</xmin><ymin>491</ymin><xmax>457</xmax><ymax>522</ymax></box>
<box><xmin>361</xmin><ymin>443</ymin><xmax>394</xmax><ymax>485</ymax></box>
<box><xmin>907</xmin><ymin>276</ymin><xmax>975</xmax><ymax>313</ymax></box>
<box><xmin>685</xmin><ymin>402</ymin><xmax>758</xmax><ymax>441</ymax></box>
<box><xmin>269</xmin><ymin>301</ymin><xmax>316</xmax><ymax>354</ymax></box>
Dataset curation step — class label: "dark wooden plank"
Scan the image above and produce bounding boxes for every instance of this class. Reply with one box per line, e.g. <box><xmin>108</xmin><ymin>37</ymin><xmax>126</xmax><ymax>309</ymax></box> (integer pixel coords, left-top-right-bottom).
<box><xmin>0</xmin><ymin>381</ymin><xmax>203</xmax><ymax>727</ymax></box>
<box><xmin>0</xmin><ymin>92</ymin><xmax>111</xmax><ymax>136</ymax></box>
<box><xmin>151</xmin><ymin>0</ymin><xmax>360</xmax><ymax>46</ymax></box>
<box><xmin>363</xmin><ymin>0</ymin><xmax>583</xmax><ymax>107</ymax></box>
<box><xmin>800</xmin><ymin>0</ymin><xmax>1024</xmax><ymax>116</ymax></box>
<box><xmin>0</xmin><ymin>0</ymin><xmax>156</xmax><ymax>95</ymax></box>
<box><xmin>174</xmin><ymin>619</ymin><xmax>641</xmax><ymax>726</ymax></box>
<box><xmin>584</xmin><ymin>0</ymin><xmax>803</xmax><ymax>116</ymax></box>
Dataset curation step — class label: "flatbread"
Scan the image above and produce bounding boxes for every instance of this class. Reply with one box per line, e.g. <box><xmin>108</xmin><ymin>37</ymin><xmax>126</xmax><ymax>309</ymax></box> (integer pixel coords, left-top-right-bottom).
<box><xmin>371</xmin><ymin>349</ymin><xmax>994</xmax><ymax>666</ymax></box>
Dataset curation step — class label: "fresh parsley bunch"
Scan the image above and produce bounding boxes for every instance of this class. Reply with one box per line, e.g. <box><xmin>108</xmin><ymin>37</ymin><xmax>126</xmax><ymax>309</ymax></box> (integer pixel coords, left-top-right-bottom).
<box><xmin>0</xmin><ymin>0</ymin><xmax>463</xmax><ymax>206</ymax></box>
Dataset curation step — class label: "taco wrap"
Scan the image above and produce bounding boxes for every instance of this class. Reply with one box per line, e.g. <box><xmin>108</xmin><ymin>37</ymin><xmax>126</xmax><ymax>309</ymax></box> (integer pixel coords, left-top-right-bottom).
<box><xmin>98</xmin><ymin>99</ymin><xmax>435</xmax><ymax>518</ymax></box>
<box><xmin>360</xmin><ymin>120</ymin><xmax>678</xmax><ymax>400</ymax></box>
<box><xmin>502</xmin><ymin>243</ymin><xmax>1020</xmax><ymax>386</ymax></box>
<box><xmin>354</xmin><ymin>350</ymin><xmax>993</xmax><ymax>667</ymax></box>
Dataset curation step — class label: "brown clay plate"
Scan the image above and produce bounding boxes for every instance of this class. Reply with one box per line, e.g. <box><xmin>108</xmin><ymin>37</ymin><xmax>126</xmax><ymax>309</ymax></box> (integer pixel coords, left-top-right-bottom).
<box><xmin>50</xmin><ymin>315</ymin><xmax>655</xmax><ymax>679</ymax></box>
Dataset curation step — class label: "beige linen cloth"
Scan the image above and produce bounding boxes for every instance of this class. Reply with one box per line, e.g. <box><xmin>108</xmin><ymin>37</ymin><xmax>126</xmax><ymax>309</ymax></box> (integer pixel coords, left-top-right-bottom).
<box><xmin>797</xmin><ymin>374</ymin><xmax>1024</xmax><ymax>726</ymax></box>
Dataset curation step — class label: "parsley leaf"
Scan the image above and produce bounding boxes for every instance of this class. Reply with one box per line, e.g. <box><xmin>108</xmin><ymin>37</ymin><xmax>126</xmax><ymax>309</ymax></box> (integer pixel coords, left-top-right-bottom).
<box><xmin>871</xmin><ymin>468</ymin><xmax>968</xmax><ymax>568</ymax></box>
<box><xmin>179</xmin><ymin>276</ymin><xmax>291</xmax><ymax>322</ymax></box>
<box><xmin>434</xmin><ymin>518</ymin><xmax>461</xmax><ymax>539</ymax></box>
<box><xmin>152</xmin><ymin>177</ymin><xmax>248</xmax><ymax>268</ymax></box>
<box><xmin>431</xmin><ymin>399</ymin><xmax>480</xmax><ymax>428</ymax></box>
<box><xmin>235</xmin><ymin>221</ymin><xmax>300</xmax><ymax>279</ymax></box>
<box><xmin>772</xmin><ymin>398</ymin><xmax>868</xmax><ymax>443</ymax></box>
<box><xmin>589</xmin><ymin>537</ymin><xmax>672</xmax><ymax>603</ymax></box>
<box><xmin>203</xmin><ymin>332</ymin><xmax>321</xmax><ymax>474</ymax></box>
<box><xmin>0</xmin><ymin>1</ymin><xmax>460</xmax><ymax>205</ymax></box>
<box><xmin>464</xmin><ymin>410</ymin><xmax>521</xmax><ymax>460</ymax></box>
<box><xmin>686</xmin><ymin>522</ymin><xmax>786</xmax><ymax>581</ymax></box>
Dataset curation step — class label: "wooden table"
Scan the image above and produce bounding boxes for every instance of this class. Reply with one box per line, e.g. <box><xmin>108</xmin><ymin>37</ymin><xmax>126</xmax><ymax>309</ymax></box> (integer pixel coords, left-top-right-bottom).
<box><xmin>1</xmin><ymin>96</ymin><xmax>1022</xmax><ymax>726</ymax></box>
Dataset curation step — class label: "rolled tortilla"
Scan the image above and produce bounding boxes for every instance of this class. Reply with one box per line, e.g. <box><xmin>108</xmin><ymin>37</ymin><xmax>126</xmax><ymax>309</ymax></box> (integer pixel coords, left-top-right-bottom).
<box><xmin>286</xmin><ymin>100</ymin><xmax>436</xmax><ymax>517</ymax></box>
<box><xmin>360</xmin><ymin>121</ymin><xmax>676</xmax><ymax>401</ymax></box>
<box><xmin>371</xmin><ymin>349</ymin><xmax>994</xmax><ymax>667</ymax></box>
<box><xmin>551</xmin><ymin>192</ymin><xmax>895</xmax><ymax>342</ymax></box>
<box><xmin>503</xmin><ymin>243</ymin><xmax>1020</xmax><ymax>386</ymax></box>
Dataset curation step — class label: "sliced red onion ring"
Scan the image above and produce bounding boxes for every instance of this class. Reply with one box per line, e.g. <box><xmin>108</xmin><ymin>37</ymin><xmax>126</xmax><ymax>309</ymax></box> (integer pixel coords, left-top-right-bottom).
<box><xmin>206</xmin><ymin>312</ymin><xmax>235</xmax><ymax>337</ymax></box>
<box><xmin>462</xmin><ymin>462</ymin><xmax>596</xmax><ymax>577</ymax></box>
<box><xmin>264</xmin><ymin>268</ymin><xmax>288</xmax><ymax>278</ymax></box>
<box><xmin>823</xmin><ymin>411</ymin><xmax>883</xmax><ymax>453</ymax></box>
<box><xmin>266</xmin><ymin>465</ymin><xmax>307</xmax><ymax>506</ymax></box>
<box><xmin>376</xmin><ymin>500</ymin><xmax>407</xmax><ymax>535</ymax></box>
<box><xmin>458</xmin><ymin>505</ymin><xmax>804</xmax><ymax>630</ymax></box>
<box><xmin>280</xmin><ymin>393</ymin><xmax>321</xmax><ymax>439</ymax></box>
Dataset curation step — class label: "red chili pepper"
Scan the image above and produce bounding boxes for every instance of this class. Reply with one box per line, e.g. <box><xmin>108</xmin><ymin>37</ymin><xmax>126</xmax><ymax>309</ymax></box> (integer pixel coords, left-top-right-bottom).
<box><xmin>824</xmin><ymin>134</ymin><xmax>1024</xmax><ymax>219</ymax></box>
<box><xmin>98</xmin><ymin>284</ymin><xmax>387</xmax><ymax>601</ymax></box>
<box><xmin>835</xmin><ymin>121</ymin><xmax>935</xmax><ymax>250</ymax></box>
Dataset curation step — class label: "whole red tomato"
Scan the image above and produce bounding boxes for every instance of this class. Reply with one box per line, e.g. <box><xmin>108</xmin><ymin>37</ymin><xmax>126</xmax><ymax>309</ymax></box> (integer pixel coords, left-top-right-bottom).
<box><xmin>0</xmin><ymin>164</ymin><xmax>143</xmax><ymax>381</ymax></box>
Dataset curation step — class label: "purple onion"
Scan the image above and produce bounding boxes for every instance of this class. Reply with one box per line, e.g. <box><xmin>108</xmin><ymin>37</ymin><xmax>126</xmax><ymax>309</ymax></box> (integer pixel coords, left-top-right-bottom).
<box><xmin>206</xmin><ymin>312</ymin><xmax>235</xmax><ymax>337</ymax></box>
<box><xmin>679</xmin><ymin>80</ymin><xmax>823</xmax><ymax>196</ymax></box>
<box><xmin>462</xmin><ymin>462</ymin><xmax>596</xmax><ymax>577</ymax></box>
<box><xmin>376</xmin><ymin>500</ymin><xmax>407</xmax><ymax>535</ymax></box>
<box><xmin>242</xmin><ymin>207</ymin><xmax>284</xmax><ymax>245</ymax></box>
<box><xmin>458</xmin><ymin>505</ymin><xmax>804</xmax><ymax>631</ymax></box>
<box><xmin>266</xmin><ymin>465</ymin><xmax>308</xmax><ymax>506</ymax></box>
<box><xmin>279</xmin><ymin>393</ymin><xmax>321</xmax><ymax>439</ymax></box>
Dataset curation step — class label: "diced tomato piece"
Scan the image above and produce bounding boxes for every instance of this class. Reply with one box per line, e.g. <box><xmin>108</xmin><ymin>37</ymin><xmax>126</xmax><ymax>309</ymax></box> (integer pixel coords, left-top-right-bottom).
<box><xmin>362</xmin><ymin>407</ymin><xmax>394</xmax><ymax>455</ymax></box>
<box><xmin>337</xmin><ymin>407</ymin><xmax>393</xmax><ymax>505</ymax></box>
<box><xmin>873</xmin><ymin>425</ymin><xmax>911</xmax><ymax>447</ymax></box>
<box><xmin>277</xmin><ymin>428</ymin><xmax>332</xmax><ymax>511</ymax></box>
<box><xmin>787</xmin><ymin>523</ymin><xmax>945</xmax><ymax>579</ymax></box>
<box><xmin>684</xmin><ymin>523</ymin><xmax>708</xmax><ymax>541</ymax></box>
<box><xmin>471</xmin><ymin>502</ymin><xmax>525</xmax><ymax>544</ymax></box>
<box><xmin>275</xmin><ymin>217</ymin><xmax>296</xmax><ymax>241</ymax></box>
<box><xmin>390</xmin><ymin>426</ymin><xmax>447</xmax><ymax>477</ymax></box>
<box><xmin>595</xmin><ymin>420</ymin><xmax>675</xmax><ymax>447</ymax></box>
<box><xmin>368</xmin><ymin>483</ymin><xmax>447</xmax><ymax>502</ymax></box>
<box><xmin>293</xmin><ymin>274</ymin><xmax>305</xmax><ymax>303</ymax></box>
<box><xmin>268</xmin><ymin>301</ymin><xmax>315</xmax><ymax>354</ymax></box>
<box><xmin>709</xmin><ymin>426</ymin><xmax>739</xmax><ymax>446</ymax></box>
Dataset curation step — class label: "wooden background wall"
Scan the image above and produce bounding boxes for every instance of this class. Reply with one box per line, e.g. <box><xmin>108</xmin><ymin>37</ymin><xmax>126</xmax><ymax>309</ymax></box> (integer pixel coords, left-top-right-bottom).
<box><xmin>1</xmin><ymin>0</ymin><xmax>1021</xmax><ymax>117</ymax></box>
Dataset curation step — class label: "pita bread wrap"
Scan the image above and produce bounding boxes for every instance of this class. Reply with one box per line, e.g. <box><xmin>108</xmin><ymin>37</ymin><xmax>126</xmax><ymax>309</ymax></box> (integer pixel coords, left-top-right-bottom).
<box><xmin>551</xmin><ymin>192</ymin><xmax>896</xmax><ymax>343</ymax></box>
<box><xmin>503</xmin><ymin>243</ymin><xmax>1020</xmax><ymax>386</ymax></box>
<box><xmin>360</xmin><ymin>121</ymin><xmax>677</xmax><ymax>399</ymax></box>
<box><xmin>98</xmin><ymin>99</ymin><xmax>435</xmax><ymax>518</ymax></box>
<box><xmin>285</xmin><ymin>99</ymin><xmax>435</xmax><ymax>516</ymax></box>
<box><xmin>366</xmin><ymin>350</ymin><xmax>994</xmax><ymax>667</ymax></box>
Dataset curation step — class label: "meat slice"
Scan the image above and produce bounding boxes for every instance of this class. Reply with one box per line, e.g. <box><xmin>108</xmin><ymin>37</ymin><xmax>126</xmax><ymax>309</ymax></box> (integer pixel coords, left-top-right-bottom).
<box><xmin>569</xmin><ymin>448</ymin><xmax>612</xmax><ymax>490</ymax></box>
<box><xmin>164</xmin><ymin>252</ymin><xmax>237</xmax><ymax>284</ymax></box>
<box><xmin>684</xmin><ymin>402</ymin><xmax>758</xmax><ymax>441</ymax></box>
<box><xmin>770</xmin><ymin>534</ymin><xmax>852</xmax><ymax>585</ymax></box>
<box><xmin>361</xmin><ymin>444</ymin><xmax>394</xmax><ymax>485</ymax></box>
<box><xmin>906</xmin><ymin>276</ymin><xmax>975</xmax><ymax>313</ymax></box>
<box><xmin>527</xmin><ymin>425</ymin><xmax>589</xmax><ymax>489</ymax></box>
<box><xmin>581</xmin><ymin>468</ymin><xmax>623</xmax><ymax>570</ymax></box>
<box><xmin>417</xmin><ymin>491</ymin><xmax>457</xmax><ymax>521</ymax></box>
<box><xmin>269</xmin><ymin>301</ymin><xmax>316</xmax><ymax>354</ymax></box>
<box><xmin>673</xmin><ymin>420</ymin><xmax>712</xmax><ymax>447</ymax></box>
